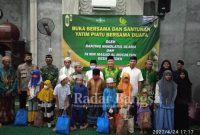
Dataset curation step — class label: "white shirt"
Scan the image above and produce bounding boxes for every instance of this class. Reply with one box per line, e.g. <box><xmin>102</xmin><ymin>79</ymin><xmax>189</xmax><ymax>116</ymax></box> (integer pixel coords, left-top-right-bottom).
<box><xmin>85</xmin><ymin>70</ymin><xmax>104</xmax><ymax>85</ymax></box>
<box><xmin>121</xmin><ymin>67</ymin><xmax>144</xmax><ymax>97</ymax></box>
<box><xmin>59</xmin><ymin>66</ymin><xmax>75</xmax><ymax>77</ymax></box>
<box><xmin>154</xmin><ymin>84</ymin><xmax>160</xmax><ymax>104</ymax></box>
<box><xmin>53</xmin><ymin>84</ymin><xmax>71</xmax><ymax>109</ymax></box>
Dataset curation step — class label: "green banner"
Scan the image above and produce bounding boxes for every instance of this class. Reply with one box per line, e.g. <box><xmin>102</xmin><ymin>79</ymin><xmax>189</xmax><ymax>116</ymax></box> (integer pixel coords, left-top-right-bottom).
<box><xmin>62</xmin><ymin>15</ymin><xmax>160</xmax><ymax>69</ymax></box>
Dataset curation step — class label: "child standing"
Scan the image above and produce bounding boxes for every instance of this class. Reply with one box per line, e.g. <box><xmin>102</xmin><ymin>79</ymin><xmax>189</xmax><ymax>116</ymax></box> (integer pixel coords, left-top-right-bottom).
<box><xmin>103</xmin><ymin>77</ymin><xmax>117</xmax><ymax>133</ymax></box>
<box><xmin>53</xmin><ymin>74</ymin><xmax>71</xmax><ymax>115</ymax></box>
<box><xmin>87</xmin><ymin>69</ymin><xmax>104</xmax><ymax>128</ymax></box>
<box><xmin>154</xmin><ymin>70</ymin><xmax>177</xmax><ymax>130</ymax></box>
<box><xmin>137</xmin><ymin>88</ymin><xmax>151</xmax><ymax>134</ymax></box>
<box><xmin>71</xmin><ymin>74</ymin><xmax>88</xmax><ymax>130</ymax></box>
<box><xmin>117</xmin><ymin>72</ymin><xmax>134</xmax><ymax>134</ymax></box>
<box><xmin>37</xmin><ymin>80</ymin><xmax>54</xmax><ymax>128</ymax></box>
<box><xmin>174</xmin><ymin>69</ymin><xmax>192</xmax><ymax>130</ymax></box>
<box><xmin>117</xmin><ymin>73</ymin><xmax>132</xmax><ymax>119</ymax></box>
<box><xmin>27</xmin><ymin>69</ymin><xmax>42</xmax><ymax>124</ymax></box>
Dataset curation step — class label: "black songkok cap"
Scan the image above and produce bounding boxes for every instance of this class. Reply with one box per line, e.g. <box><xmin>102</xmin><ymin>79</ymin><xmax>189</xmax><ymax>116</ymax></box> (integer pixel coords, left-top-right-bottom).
<box><xmin>107</xmin><ymin>55</ymin><xmax>114</xmax><ymax>60</ymax></box>
<box><xmin>93</xmin><ymin>68</ymin><xmax>100</xmax><ymax>75</ymax></box>
<box><xmin>177</xmin><ymin>60</ymin><xmax>184</xmax><ymax>65</ymax></box>
<box><xmin>90</xmin><ymin>60</ymin><xmax>97</xmax><ymax>64</ymax></box>
<box><xmin>46</xmin><ymin>54</ymin><xmax>52</xmax><ymax>59</ymax></box>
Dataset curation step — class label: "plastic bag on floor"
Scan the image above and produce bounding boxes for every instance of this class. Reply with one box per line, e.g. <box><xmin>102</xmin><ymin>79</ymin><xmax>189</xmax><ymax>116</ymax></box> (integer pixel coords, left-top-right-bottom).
<box><xmin>96</xmin><ymin>112</ymin><xmax>109</xmax><ymax>134</ymax></box>
<box><xmin>14</xmin><ymin>109</ymin><xmax>28</xmax><ymax>126</ymax></box>
<box><xmin>55</xmin><ymin>112</ymin><xmax>70</xmax><ymax>135</ymax></box>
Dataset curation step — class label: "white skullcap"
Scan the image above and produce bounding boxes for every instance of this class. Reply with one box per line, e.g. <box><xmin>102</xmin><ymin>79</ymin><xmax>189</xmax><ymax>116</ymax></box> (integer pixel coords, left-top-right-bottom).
<box><xmin>74</xmin><ymin>62</ymin><xmax>81</xmax><ymax>66</ymax></box>
<box><xmin>59</xmin><ymin>74</ymin><xmax>67</xmax><ymax>82</ymax></box>
<box><xmin>106</xmin><ymin>77</ymin><xmax>114</xmax><ymax>83</ymax></box>
<box><xmin>64</xmin><ymin>57</ymin><xmax>71</xmax><ymax>62</ymax></box>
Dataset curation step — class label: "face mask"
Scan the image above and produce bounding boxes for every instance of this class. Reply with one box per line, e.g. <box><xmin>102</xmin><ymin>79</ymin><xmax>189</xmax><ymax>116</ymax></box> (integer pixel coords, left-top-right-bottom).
<box><xmin>44</xmin><ymin>85</ymin><xmax>48</xmax><ymax>89</ymax></box>
<box><xmin>90</xmin><ymin>65</ymin><xmax>96</xmax><ymax>70</ymax></box>
<box><xmin>25</xmin><ymin>59</ymin><xmax>32</xmax><ymax>64</ymax></box>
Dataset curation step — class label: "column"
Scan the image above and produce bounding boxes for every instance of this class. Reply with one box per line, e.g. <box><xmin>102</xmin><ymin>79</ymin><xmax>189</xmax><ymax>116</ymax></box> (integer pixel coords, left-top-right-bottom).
<box><xmin>30</xmin><ymin>0</ymin><xmax>37</xmax><ymax>64</ymax></box>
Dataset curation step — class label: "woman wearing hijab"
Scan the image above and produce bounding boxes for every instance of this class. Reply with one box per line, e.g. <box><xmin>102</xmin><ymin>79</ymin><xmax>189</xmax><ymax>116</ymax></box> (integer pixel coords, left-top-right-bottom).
<box><xmin>174</xmin><ymin>69</ymin><xmax>192</xmax><ymax>130</ymax></box>
<box><xmin>154</xmin><ymin>70</ymin><xmax>177</xmax><ymax>130</ymax></box>
<box><xmin>158</xmin><ymin>60</ymin><xmax>173</xmax><ymax>79</ymax></box>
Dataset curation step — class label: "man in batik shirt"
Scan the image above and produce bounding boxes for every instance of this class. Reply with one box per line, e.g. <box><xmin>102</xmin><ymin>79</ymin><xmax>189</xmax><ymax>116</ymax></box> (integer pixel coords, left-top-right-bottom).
<box><xmin>0</xmin><ymin>56</ymin><xmax>17</xmax><ymax>126</ymax></box>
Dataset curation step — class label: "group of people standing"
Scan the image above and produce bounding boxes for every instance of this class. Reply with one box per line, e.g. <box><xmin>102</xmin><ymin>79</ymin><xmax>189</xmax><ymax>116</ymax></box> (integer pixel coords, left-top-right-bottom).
<box><xmin>0</xmin><ymin>52</ymin><xmax>192</xmax><ymax>134</ymax></box>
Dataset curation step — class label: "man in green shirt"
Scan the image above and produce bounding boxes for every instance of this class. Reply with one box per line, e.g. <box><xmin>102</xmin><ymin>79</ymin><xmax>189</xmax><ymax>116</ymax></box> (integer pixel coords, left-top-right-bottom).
<box><xmin>102</xmin><ymin>56</ymin><xmax>121</xmax><ymax>85</ymax></box>
<box><xmin>141</xmin><ymin>59</ymin><xmax>157</xmax><ymax>97</ymax></box>
<box><xmin>141</xmin><ymin>59</ymin><xmax>157</xmax><ymax>127</ymax></box>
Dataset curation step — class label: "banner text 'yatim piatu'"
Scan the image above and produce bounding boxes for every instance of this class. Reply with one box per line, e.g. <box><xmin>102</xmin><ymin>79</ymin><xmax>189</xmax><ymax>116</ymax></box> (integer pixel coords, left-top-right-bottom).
<box><xmin>62</xmin><ymin>15</ymin><xmax>160</xmax><ymax>69</ymax></box>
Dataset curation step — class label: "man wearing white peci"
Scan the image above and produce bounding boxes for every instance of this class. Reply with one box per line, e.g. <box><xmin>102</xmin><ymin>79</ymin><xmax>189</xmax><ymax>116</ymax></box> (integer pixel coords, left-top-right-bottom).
<box><xmin>59</xmin><ymin>57</ymin><xmax>75</xmax><ymax>77</ymax></box>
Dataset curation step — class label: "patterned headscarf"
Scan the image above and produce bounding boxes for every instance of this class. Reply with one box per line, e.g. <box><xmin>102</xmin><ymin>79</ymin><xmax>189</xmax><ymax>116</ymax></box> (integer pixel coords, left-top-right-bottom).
<box><xmin>30</xmin><ymin>69</ymin><xmax>41</xmax><ymax>87</ymax></box>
